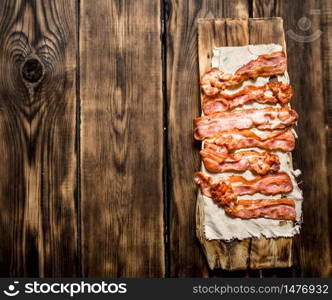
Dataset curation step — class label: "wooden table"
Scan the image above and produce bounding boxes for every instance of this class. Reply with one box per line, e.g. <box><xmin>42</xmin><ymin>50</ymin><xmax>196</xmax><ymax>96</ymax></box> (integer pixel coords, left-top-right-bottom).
<box><xmin>0</xmin><ymin>0</ymin><xmax>331</xmax><ymax>277</ymax></box>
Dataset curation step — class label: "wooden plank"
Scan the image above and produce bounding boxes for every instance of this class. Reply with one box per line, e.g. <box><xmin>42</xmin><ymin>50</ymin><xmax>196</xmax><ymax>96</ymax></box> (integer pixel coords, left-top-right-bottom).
<box><xmin>196</xmin><ymin>17</ymin><xmax>295</xmax><ymax>271</ymax></box>
<box><xmin>250</xmin><ymin>237</ymin><xmax>292</xmax><ymax>269</ymax></box>
<box><xmin>248</xmin><ymin>17</ymin><xmax>292</xmax><ymax>270</ymax></box>
<box><xmin>253</xmin><ymin>0</ymin><xmax>331</xmax><ymax>277</ymax></box>
<box><xmin>0</xmin><ymin>0</ymin><xmax>77</xmax><ymax>276</ymax></box>
<box><xmin>80</xmin><ymin>0</ymin><xmax>164</xmax><ymax>277</ymax></box>
<box><xmin>167</xmin><ymin>0</ymin><xmax>249</xmax><ymax>277</ymax></box>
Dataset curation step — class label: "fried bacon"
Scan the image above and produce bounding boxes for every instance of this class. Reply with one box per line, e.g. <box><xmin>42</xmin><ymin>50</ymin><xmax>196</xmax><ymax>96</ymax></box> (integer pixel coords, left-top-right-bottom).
<box><xmin>201</xmin><ymin>52</ymin><xmax>287</xmax><ymax>95</ymax></box>
<box><xmin>194</xmin><ymin>172</ymin><xmax>293</xmax><ymax>201</ymax></box>
<box><xmin>205</xmin><ymin>128</ymin><xmax>295</xmax><ymax>153</ymax></box>
<box><xmin>194</xmin><ymin>172</ymin><xmax>295</xmax><ymax>220</ymax></box>
<box><xmin>200</xmin><ymin>147</ymin><xmax>280</xmax><ymax>174</ymax></box>
<box><xmin>224</xmin><ymin>200</ymin><xmax>296</xmax><ymax>220</ymax></box>
<box><xmin>201</xmin><ymin>69</ymin><xmax>224</xmax><ymax>96</ymax></box>
<box><xmin>236</xmin><ymin>51</ymin><xmax>286</xmax><ymax>77</ymax></box>
<box><xmin>194</xmin><ymin>107</ymin><xmax>298</xmax><ymax>140</ymax></box>
<box><xmin>227</xmin><ymin>172</ymin><xmax>293</xmax><ymax>196</ymax></box>
<box><xmin>202</xmin><ymin>82</ymin><xmax>293</xmax><ymax>115</ymax></box>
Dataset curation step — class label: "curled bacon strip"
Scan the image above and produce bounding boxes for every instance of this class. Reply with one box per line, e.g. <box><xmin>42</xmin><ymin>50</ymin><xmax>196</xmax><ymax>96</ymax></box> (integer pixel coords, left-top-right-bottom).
<box><xmin>201</xmin><ymin>52</ymin><xmax>287</xmax><ymax>95</ymax></box>
<box><xmin>200</xmin><ymin>147</ymin><xmax>280</xmax><ymax>175</ymax></box>
<box><xmin>201</xmin><ymin>69</ymin><xmax>224</xmax><ymax>96</ymax></box>
<box><xmin>202</xmin><ymin>82</ymin><xmax>293</xmax><ymax>115</ymax></box>
<box><xmin>206</xmin><ymin>128</ymin><xmax>295</xmax><ymax>153</ymax></box>
<box><xmin>194</xmin><ymin>172</ymin><xmax>295</xmax><ymax>220</ymax></box>
<box><xmin>194</xmin><ymin>107</ymin><xmax>298</xmax><ymax>140</ymax></box>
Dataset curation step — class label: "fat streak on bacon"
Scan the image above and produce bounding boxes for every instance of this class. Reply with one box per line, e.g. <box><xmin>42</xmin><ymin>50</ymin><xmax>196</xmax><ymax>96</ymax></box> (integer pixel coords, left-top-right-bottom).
<box><xmin>194</xmin><ymin>172</ymin><xmax>295</xmax><ymax>220</ymax></box>
<box><xmin>201</xmin><ymin>51</ymin><xmax>287</xmax><ymax>96</ymax></box>
<box><xmin>194</xmin><ymin>107</ymin><xmax>298</xmax><ymax>140</ymax></box>
<box><xmin>202</xmin><ymin>82</ymin><xmax>293</xmax><ymax>115</ymax></box>
<box><xmin>200</xmin><ymin>147</ymin><xmax>280</xmax><ymax>174</ymax></box>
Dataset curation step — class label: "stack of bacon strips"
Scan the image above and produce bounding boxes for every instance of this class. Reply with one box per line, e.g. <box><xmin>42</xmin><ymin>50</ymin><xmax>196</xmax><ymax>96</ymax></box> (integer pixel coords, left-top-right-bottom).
<box><xmin>194</xmin><ymin>51</ymin><xmax>298</xmax><ymax>221</ymax></box>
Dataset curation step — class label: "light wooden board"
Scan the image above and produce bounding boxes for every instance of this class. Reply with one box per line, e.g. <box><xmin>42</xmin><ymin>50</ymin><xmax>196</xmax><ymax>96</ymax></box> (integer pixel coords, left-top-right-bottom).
<box><xmin>197</xmin><ymin>17</ymin><xmax>293</xmax><ymax>270</ymax></box>
<box><xmin>0</xmin><ymin>0</ymin><xmax>78</xmax><ymax>276</ymax></box>
<box><xmin>80</xmin><ymin>0</ymin><xmax>165</xmax><ymax>277</ymax></box>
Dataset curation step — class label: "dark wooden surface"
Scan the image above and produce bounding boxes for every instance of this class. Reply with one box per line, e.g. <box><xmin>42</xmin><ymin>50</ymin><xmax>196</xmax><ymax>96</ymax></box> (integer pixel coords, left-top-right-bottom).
<box><xmin>80</xmin><ymin>0</ymin><xmax>164</xmax><ymax>277</ymax></box>
<box><xmin>0</xmin><ymin>0</ymin><xmax>78</xmax><ymax>277</ymax></box>
<box><xmin>0</xmin><ymin>0</ymin><xmax>330</xmax><ymax>277</ymax></box>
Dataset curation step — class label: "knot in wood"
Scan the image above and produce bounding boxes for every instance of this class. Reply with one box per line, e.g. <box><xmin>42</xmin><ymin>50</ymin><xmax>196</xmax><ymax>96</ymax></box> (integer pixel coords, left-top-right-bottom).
<box><xmin>21</xmin><ymin>58</ymin><xmax>44</xmax><ymax>83</ymax></box>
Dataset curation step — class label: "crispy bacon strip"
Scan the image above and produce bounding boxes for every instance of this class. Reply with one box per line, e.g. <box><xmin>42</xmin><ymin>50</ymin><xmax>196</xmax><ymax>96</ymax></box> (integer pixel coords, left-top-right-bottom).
<box><xmin>205</xmin><ymin>128</ymin><xmax>295</xmax><ymax>153</ymax></box>
<box><xmin>201</xmin><ymin>51</ymin><xmax>287</xmax><ymax>95</ymax></box>
<box><xmin>224</xmin><ymin>201</ymin><xmax>296</xmax><ymax>220</ymax></box>
<box><xmin>235</xmin><ymin>51</ymin><xmax>286</xmax><ymax>77</ymax></box>
<box><xmin>194</xmin><ymin>172</ymin><xmax>293</xmax><ymax>200</ymax></box>
<box><xmin>200</xmin><ymin>147</ymin><xmax>280</xmax><ymax>174</ymax></box>
<box><xmin>202</xmin><ymin>82</ymin><xmax>293</xmax><ymax>115</ymax></box>
<box><xmin>226</xmin><ymin>172</ymin><xmax>293</xmax><ymax>196</ymax></box>
<box><xmin>194</xmin><ymin>172</ymin><xmax>295</xmax><ymax>220</ymax></box>
<box><xmin>194</xmin><ymin>107</ymin><xmax>298</xmax><ymax>140</ymax></box>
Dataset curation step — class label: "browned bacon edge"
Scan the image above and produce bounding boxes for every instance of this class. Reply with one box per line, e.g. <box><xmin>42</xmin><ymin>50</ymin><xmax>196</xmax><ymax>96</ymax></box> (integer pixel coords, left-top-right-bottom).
<box><xmin>201</xmin><ymin>51</ymin><xmax>287</xmax><ymax>96</ymax></box>
<box><xmin>202</xmin><ymin>82</ymin><xmax>293</xmax><ymax>115</ymax></box>
<box><xmin>200</xmin><ymin>148</ymin><xmax>280</xmax><ymax>175</ymax></box>
<box><xmin>194</xmin><ymin>107</ymin><xmax>298</xmax><ymax>140</ymax></box>
<box><xmin>193</xmin><ymin>172</ymin><xmax>295</xmax><ymax>220</ymax></box>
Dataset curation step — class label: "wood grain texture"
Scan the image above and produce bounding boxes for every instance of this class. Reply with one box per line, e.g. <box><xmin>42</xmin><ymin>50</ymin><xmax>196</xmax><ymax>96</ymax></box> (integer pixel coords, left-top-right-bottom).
<box><xmin>197</xmin><ymin>17</ymin><xmax>294</xmax><ymax>271</ymax></box>
<box><xmin>166</xmin><ymin>0</ymin><xmax>249</xmax><ymax>277</ymax></box>
<box><xmin>80</xmin><ymin>0</ymin><xmax>164</xmax><ymax>277</ymax></box>
<box><xmin>253</xmin><ymin>0</ymin><xmax>332</xmax><ymax>278</ymax></box>
<box><xmin>252</xmin><ymin>0</ymin><xmax>277</xmax><ymax>17</ymax></box>
<box><xmin>0</xmin><ymin>0</ymin><xmax>78</xmax><ymax>277</ymax></box>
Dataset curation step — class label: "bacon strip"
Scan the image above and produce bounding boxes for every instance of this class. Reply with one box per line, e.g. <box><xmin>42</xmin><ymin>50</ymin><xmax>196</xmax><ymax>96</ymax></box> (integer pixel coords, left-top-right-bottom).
<box><xmin>202</xmin><ymin>82</ymin><xmax>293</xmax><ymax>115</ymax></box>
<box><xmin>205</xmin><ymin>128</ymin><xmax>295</xmax><ymax>153</ymax></box>
<box><xmin>224</xmin><ymin>201</ymin><xmax>296</xmax><ymax>220</ymax></box>
<box><xmin>194</xmin><ymin>172</ymin><xmax>295</xmax><ymax>220</ymax></box>
<box><xmin>201</xmin><ymin>51</ymin><xmax>287</xmax><ymax>95</ymax></box>
<box><xmin>194</xmin><ymin>172</ymin><xmax>293</xmax><ymax>201</ymax></box>
<box><xmin>227</xmin><ymin>172</ymin><xmax>293</xmax><ymax>196</ymax></box>
<box><xmin>200</xmin><ymin>147</ymin><xmax>280</xmax><ymax>174</ymax></box>
<box><xmin>236</xmin><ymin>51</ymin><xmax>286</xmax><ymax>77</ymax></box>
<box><xmin>194</xmin><ymin>107</ymin><xmax>298</xmax><ymax>140</ymax></box>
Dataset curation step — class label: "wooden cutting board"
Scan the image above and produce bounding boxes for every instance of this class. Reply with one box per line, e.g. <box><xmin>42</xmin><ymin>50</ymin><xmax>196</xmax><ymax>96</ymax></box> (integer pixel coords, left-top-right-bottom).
<box><xmin>196</xmin><ymin>17</ymin><xmax>294</xmax><ymax>271</ymax></box>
